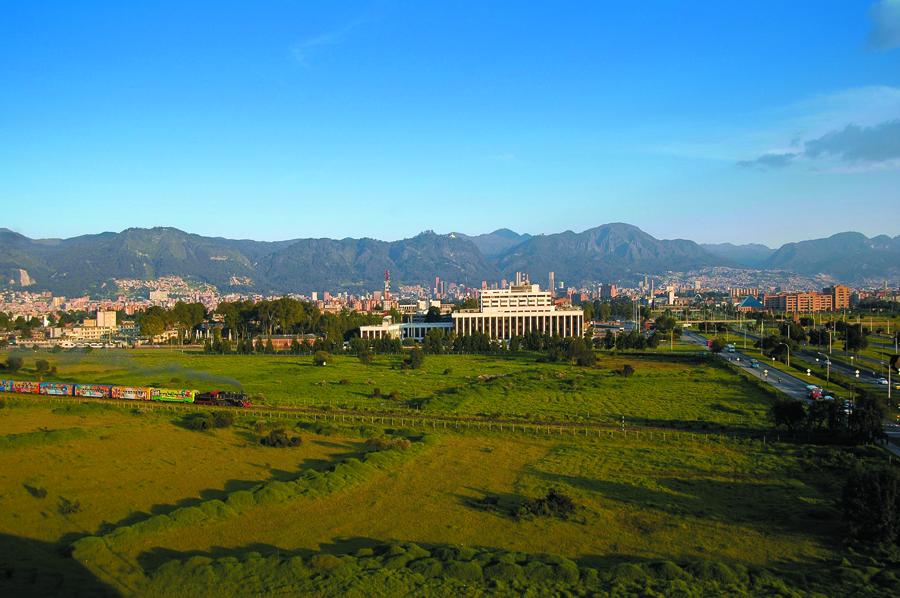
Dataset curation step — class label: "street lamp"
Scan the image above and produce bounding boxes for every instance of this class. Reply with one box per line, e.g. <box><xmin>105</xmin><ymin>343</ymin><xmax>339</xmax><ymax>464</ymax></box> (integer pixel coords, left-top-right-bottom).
<box><xmin>817</xmin><ymin>352</ymin><xmax>831</xmax><ymax>391</ymax></box>
<box><xmin>806</xmin><ymin>369</ymin><xmax>811</xmax><ymax>377</ymax></box>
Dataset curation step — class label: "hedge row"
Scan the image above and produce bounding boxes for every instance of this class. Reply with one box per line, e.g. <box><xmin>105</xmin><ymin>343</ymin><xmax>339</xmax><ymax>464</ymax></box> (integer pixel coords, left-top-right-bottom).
<box><xmin>140</xmin><ymin>541</ymin><xmax>900</xmax><ymax>597</ymax></box>
<box><xmin>72</xmin><ymin>433</ymin><xmax>433</xmax><ymax>588</ymax></box>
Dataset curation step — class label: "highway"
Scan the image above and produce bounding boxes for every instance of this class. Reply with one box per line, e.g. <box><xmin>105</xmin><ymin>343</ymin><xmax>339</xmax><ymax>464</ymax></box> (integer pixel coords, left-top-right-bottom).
<box><xmin>682</xmin><ymin>331</ymin><xmax>812</xmax><ymax>401</ymax></box>
<box><xmin>684</xmin><ymin>329</ymin><xmax>900</xmax><ymax>454</ymax></box>
<box><xmin>725</xmin><ymin>328</ymin><xmax>893</xmax><ymax>389</ymax></box>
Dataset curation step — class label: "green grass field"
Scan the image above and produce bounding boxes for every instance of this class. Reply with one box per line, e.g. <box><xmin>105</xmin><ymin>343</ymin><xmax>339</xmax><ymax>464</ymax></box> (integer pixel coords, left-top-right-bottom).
<box><xmin>2</xmin><ymin>349</ymin><xmax>774</xmax><ymax>429</ymax></box>
<box><xmin>1</xmin><ymin>350</ymin><xmax>897</xmax><ymax>596</ymax></box>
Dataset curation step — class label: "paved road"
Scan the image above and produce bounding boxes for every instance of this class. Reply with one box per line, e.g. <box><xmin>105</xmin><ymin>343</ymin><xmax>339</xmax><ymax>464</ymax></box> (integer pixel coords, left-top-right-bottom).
<box><xmin>682</xmin><ymin>332</ymin><xmax>811</xmax><ymax>400</ymax></box>
<box><xmin>685</xmin><ymin>330</ymin><xmax>900</xmax><ymax>453</ymax></box>
<box><xmin>729</xmin><ymin>328</ymin><xmax>890</xmax><ymax>388</ymax></box>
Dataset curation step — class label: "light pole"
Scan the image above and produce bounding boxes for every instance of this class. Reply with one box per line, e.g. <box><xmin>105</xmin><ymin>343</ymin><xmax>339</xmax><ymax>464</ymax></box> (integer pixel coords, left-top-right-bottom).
<box><xmin>817</xmin><ymin>352</ymin><xmax>831</xmax><ymax>391</ymax></box>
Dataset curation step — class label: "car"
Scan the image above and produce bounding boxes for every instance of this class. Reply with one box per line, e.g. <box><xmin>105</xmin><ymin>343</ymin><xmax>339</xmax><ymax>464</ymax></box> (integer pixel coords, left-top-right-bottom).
<box><xmin>877</xmin><ymin>378</ymin><xmax>889</xmax><ymax>385</ymax></box>
<box><xmin>750</xmin><ymin>359</ymin><xmax>760</xmax><ymax>368</ymax></box>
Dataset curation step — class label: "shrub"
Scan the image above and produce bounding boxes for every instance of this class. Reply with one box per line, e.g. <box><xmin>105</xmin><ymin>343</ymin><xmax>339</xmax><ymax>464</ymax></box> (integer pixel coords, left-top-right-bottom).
<box><xmin>338</xmin><ymin>378</ymin><xmax>350</xmax><ymax>385</ymax></box>
<box><xmin>389</xmin><ymin>390</ymin><xmax>401</xmax><ymax>401</ymax></box>
<box><xmin>372</xmin><ymin>387</ymin><xmax>381</xmax><ymax>398</ymax></box>
<box><xmin>35</xmin><ymin>359</ymin><xmax>51</xmax><ymax>374</ymax></box>
<box><xmin>484</xmin><ymin>562</ymin><xmax>525</xmax><ymax>584</ymax></box>
<box><xmin>516</xmin><ymin>488</ymin><xmax>577</xmax><ymax>520</ymax></box>
<box><xmin>313</xmin><ymin>351</ymin><xmax>331</xmax><ymax>366</ymax></box>
<box><xmin>621</xmin><ymin>364</ymin><xmax>635</xmax><ymax>377</ymax></box>
<box><xmin>186</xmin><ymin>412</ymin><xmax>215</xmax><ymax>431</ymax></box>
<box><xmin>260</xmin><ymin>429</ymin><xmax>301</xmax><ymax>447</ymax></box>
<box><xmin>842</xmin><ymin>464</ymin><xmax>900</xmax><ymax>545</ymax></box>
<box><xmin>444</xmin><ymin>560</ymin><xmax>483</xmax><ymax>582</ymax></box>
<box><xmin>213</xmin><ymin>412</ymin><xmax>234</xmax><ymax>428</ymax></box>
<box><xmin>58</xmin><ymin>496</ymin><xmax>82</xmax><ymax>515</ymax></box>
<box><xmin>24</xmin><ymin>484</ymin><xmax>47</xmax><ymax>498</ymax></box>
<box><xmin>443</xmin><ymin>368</ymin><xmax>453</xmax><ymax>375</ymax></box>
<box><xmin>5</xmin><ymin>355</ymin><xmax>23</xmax><ymax>372</ymax></box>
<box><xmin>403</xmin><ymin>348</ymin><xmax>424</xmax><ymax>369</ymax></box>
<box><xmin>408</xmin><ymin>558</ymin><xmax>444</xmax><ymax>578</ymax></box>
<box><xmin>365</xmin><ymin>436</ymin><xmax>411</xmax><ymax>452</ymax></box>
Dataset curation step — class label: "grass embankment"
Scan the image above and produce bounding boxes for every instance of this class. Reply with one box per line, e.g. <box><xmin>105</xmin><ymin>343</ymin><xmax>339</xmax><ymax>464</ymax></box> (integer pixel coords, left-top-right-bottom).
<box><xmin>74</xmin><ymin>429</ymin><xmax>894</xmax><ymax>596</ymax></box>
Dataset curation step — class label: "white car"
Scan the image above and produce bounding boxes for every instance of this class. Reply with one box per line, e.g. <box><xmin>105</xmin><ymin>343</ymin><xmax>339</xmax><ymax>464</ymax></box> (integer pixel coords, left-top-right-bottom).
<box><xmin>877</xmin><ymin>378</ymin><xmax>889</xmax><ymax>385</ymax></box>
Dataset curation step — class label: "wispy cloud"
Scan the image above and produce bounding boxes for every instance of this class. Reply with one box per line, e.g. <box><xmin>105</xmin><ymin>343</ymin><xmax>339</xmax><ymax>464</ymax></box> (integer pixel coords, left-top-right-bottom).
<box><xmin>737</xmin><ymin>152</ymin><xmax>798</xmax><ymax>169</ymax></box>
<box><xmin>291</xmin><ymin>20</ymin><xmax>363</xmax><ymax>66</ymax></box>
<box><xmin>869</xmin><ymin>0</ymin><xmax>900</xmax><ymax>51</ymax></box>
<box><xmin>736</xmin><ymin>86</ymin><xmax>900</xmax><ymax>171</ymax></box>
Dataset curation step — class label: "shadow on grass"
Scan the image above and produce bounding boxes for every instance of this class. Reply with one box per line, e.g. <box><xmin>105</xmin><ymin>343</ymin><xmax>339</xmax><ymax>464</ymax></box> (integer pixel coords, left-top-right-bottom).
<box><xmin>0</xmin><ymin>533</ymin><xmax>119</xmax><ymax>597</ymax></box>
<box><xmin>528</xmin><ymin>470</ymin><xmax>841</xmax><ymax>539</ymax></box>
<box><xmin>86</xmin><ymin>450</ymin><xmax>365</xmax><ymax>538</ymax></box>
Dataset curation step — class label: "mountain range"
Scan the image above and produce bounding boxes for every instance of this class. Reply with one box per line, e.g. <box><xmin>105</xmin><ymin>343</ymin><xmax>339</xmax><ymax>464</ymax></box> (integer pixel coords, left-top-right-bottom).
<box><xmin>0</xmin><ymin>224</ymin><xmax>897</xmax><ymax>295</ymax></box>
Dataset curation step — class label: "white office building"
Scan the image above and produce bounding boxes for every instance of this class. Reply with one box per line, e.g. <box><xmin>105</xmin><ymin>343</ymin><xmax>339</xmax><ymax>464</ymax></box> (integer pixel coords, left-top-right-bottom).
<box><xmin>452</xmin><ymin>284</ymin><xmax>584</xmax><ymax>340</ymax></box>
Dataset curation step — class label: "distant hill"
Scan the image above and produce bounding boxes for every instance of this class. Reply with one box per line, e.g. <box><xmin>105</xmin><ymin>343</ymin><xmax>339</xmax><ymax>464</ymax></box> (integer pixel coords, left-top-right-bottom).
<box><xmin>701</xmin><ymin>243</ymin><xmax>775</xmax><ymax>268</ymax></box>
<box><xmin>495</xmin><ymin>223</ymin><xmax>727</xmax><ymax>284</ymax></box>
<box><xmin>0</xmin><ymin>227</ymin><xmax>499</xmax><ymax>295</ymax></box>
<box><xmin>0</xmin><ymin>225</ymin><xmax>896</xmax><ymax>294</ymax></box>
<box><xmin>456</xmin><ymin>229</ymin><xmax>531</xmax><ymax>258</ymax></box>
<box><xmin>763</xmin><ymin>232</ymin><xmax>900</xmax><ymax>282</ymax></box>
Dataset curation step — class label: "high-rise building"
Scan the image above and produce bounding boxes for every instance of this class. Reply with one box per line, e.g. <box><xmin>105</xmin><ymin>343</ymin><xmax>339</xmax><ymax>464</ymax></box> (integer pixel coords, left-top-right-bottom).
<box><xmin>548</xmin><ymin>272</ymin><xmax>555</xmax><ymax>298</ymax></box>
<box><xmin>96</xmin><ymin>310</ymin><xmax>117</xmax><ymax>328</ymax></box>
<box><xmin>823</xmin><ymin>285</ymin><xmax>850</xmax><ymax>310</ymax></box>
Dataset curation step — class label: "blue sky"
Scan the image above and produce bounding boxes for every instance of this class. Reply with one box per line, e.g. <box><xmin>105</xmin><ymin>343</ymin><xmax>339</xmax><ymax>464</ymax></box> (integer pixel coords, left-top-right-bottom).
<box><xmin>2</xmin><ymin>1</ymin><xmax>899</xmax><ymax>247</ymax></box>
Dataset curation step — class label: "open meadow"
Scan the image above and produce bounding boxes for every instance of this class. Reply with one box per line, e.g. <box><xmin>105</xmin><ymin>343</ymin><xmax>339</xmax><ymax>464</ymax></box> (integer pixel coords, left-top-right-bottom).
<box><xmin>1</xmin><ymin>350</ymin><xmax>898</xmax><ymax>596</ymax></box>
<box><xmin>1</xmin><ymin>348</ymin><xmax>774</xmax><ymax>429</ymax></box>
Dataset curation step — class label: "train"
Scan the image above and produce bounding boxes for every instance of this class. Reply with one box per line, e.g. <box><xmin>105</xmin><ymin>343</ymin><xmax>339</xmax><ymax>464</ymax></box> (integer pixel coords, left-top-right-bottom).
<box><xmin>0</xmin><ymin>380</ymin><xmax>251</xmax><ymax>408</ymax></box>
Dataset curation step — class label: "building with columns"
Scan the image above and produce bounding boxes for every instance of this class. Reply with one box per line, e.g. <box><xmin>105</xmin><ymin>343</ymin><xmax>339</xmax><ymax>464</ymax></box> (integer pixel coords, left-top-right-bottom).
<box><xmin>452</xmin><ymin>284</ymin><xmax>584</xmax><ymax>340</ymax></box>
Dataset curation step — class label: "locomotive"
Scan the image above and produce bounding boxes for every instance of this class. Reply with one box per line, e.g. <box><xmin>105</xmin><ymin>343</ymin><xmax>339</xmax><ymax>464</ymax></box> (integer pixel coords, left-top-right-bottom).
<box><xmin>0</xmin><ymin>380</ymin><xmax>251</xmax><ymax>407</ymax></box>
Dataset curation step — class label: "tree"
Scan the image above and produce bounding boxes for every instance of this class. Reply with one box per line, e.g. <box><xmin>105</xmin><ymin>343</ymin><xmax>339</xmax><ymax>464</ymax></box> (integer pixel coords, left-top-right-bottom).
<box><xmin>404</xmin><ymin>348</ymin><xmax>424</xmax><ymax>369</ymax></box>
<box><xmin>842</xmin><ymin>464</ymin><xmax>900</xmax><ymax>546</ymax></box>
<box><xmin>35</xmin><ymin>359</ymin><xmax>50</xmax><ymax>375</ymax></box>
<box><xmin>424</xmin><ymin>306</ymin><xmax>443</xmax><ymax>323</ymax></box>
<box><xmin>265</xmin><ymin>339</ymin><xmax>275</xmax><ymax>354</ymax></box>
<box><xmin>845</xmin><ymin>324</ymin><xmax>868</xmax><ymax>352</ymax></box>
<box><xmin>848</xmin><ymin>395</ymin><xmax>886</xmax><ymax>444</ymax></box>
<box><xmin>358</xmin><ymin>347</ymin><xmax>373</xmax><ymax>365</ymax></box>
<box><xmin>313</xmin><ymin>351</ymin><xmax>330</xmax><ymax>366</ymax></box>
<box><xmin>5</xmin><ymin>355</ymin><xmax>23</xmax><ymax>372</ymax></box>
<box><xmin>709</xmin><ymin>338</ymin><xmax>726</xmax><ymax>353</ymax></box>
<box><xmin>770</xmin><ymin>399</ymin><xmax>806</xmax><ymax>433</ymax></box>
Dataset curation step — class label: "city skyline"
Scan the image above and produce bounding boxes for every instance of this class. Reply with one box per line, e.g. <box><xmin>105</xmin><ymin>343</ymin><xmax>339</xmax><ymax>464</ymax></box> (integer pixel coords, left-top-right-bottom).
<box><xmin>2</xmin><ymin>2</ymin><xmax>899</xmax><ymax>246</ymax></box>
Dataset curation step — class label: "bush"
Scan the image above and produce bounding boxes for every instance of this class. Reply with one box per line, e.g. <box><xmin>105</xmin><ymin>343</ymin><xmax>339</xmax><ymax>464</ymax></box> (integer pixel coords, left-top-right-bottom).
<box><xmin>213</xmin><ymin>412</ymin><xmax>234</xmax><ymax>428</ymax></box>
<box><xmin>35</xmin><ymin>359</ymin><xmax>51</xmax><ymax>374</ymax></box>
<box><xmin>186</xmin><ymin>412</ymin><xmax>216</xmax><ymax>431</ymax></box>
<box><xmin>5</xmin><ymin>355</ymin><xmax>23</xmax><ymax>372</ymax></box>
<box><xmin>372</xmin><ymin>387</ymin><xmax>381</xmax><ymax>398</ymax></box>
<box><xmin>260</xmin><ymin>428</ymin><xmax>301</xmax><ymax>448</ymax></box>
<box><xmin>842</xmin><ymin>464</ymin><xmax>900</xmax><ymax>546</ymax></box>
<box><xmin>365</xmin><ymin>436</ymin><xmax>412</xmax><ymax>452</ymax></box>
<box><xmin>402</xmin><ymin>348</ymin><xmax>424</xmax><ymax>370</ymax></box>
<box><xmin>313</xmin><ymin>351</ymin><xmax>331</xmax><ymax>366</ymax></box>
<box><xmin>516</xmin><ymin>488</ymin><xmax>578</xmax><ymax>520</ymax></box>
<box><xmin>444</xmin><ymin>560</ymin><xmax>483</xmax><ymax>582</ymax></box>
<box><xmin>388</xmin><ymin>390</ymin><xmax>401</xmax><ymax>401</ymax></box>
<box><xmin>24</xmin><ymin>484</ymin><xmax>47</xmax><ymax>498</ymax></box>
<box><xmin>58</xmin><ymin>496</ymin><xmax>82</xmax><ymax>515</ymax></box>
<box><xmin>621</xmin><ymin>364</ymin><xmax>635</xmax><ymax>377</ymax></box>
